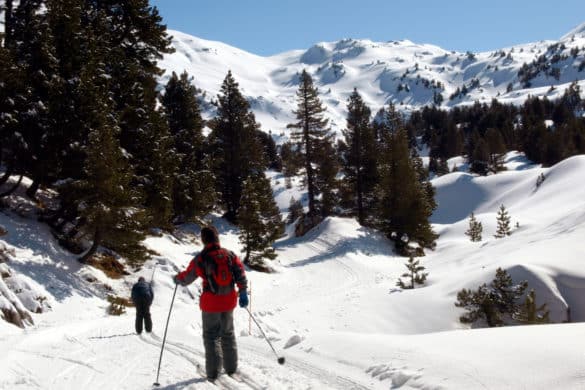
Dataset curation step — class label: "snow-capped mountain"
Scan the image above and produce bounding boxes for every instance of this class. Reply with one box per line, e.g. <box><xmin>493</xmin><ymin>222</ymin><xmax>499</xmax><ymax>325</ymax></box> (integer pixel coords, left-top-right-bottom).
<box><xmin>159</xmin><ymin>23</ymin><xmax>585</xmax><ymax>138</ymax></box>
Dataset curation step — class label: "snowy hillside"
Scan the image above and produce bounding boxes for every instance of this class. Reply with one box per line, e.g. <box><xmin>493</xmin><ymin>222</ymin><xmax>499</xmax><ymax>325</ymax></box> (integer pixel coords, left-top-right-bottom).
<box><xmin>160</xmin><ymin>24</ymin><xmax>585</xmax><ymax>138</ymax></box>
<box><xmin>2</xmin><ymin>152</ymin><xmax>585</xmax><ymax>388</ymax></box>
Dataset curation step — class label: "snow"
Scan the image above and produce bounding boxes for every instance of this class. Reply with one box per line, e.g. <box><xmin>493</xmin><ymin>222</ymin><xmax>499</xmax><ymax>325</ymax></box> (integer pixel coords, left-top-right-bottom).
<box><xmin>159</xmin><ymin>26</ymin><xmax>585</xmax><ymax>139</ymax></box>
<box><xmin>2</xmin><ymin>20</ymin><xmax>585</xmax><ymax>389</ymax></box>
<box><xmin>561</xmin><ymin>21</ymin><xmax>585</xmax><ymax>41</ymax></box>
<box><xmin>1</xmin><ymin>150</ymin><xmax>585</xmax><ymax>388</ymax></box>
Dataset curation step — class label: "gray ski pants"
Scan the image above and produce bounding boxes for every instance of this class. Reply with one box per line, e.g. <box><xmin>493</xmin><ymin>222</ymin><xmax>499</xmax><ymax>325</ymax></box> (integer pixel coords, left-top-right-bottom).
<box><xmin>202</xmin><ymin>310</ymin><xmax>237</xmax><ymax>378</ymax></box>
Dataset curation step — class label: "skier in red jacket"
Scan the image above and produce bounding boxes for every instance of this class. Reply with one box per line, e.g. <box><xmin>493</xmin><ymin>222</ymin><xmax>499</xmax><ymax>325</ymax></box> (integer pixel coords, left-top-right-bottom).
<box><xmin>174</xmin><ymin>226</ymin><xmax>248</xmax><ymax>381</ymax></box>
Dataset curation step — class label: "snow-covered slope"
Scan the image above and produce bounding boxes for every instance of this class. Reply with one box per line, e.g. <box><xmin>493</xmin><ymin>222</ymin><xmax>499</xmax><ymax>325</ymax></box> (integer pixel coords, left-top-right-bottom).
<box><xmin>160</xmin><ymin>24</ymin><xmax>585</xmax><ymax>138</ymax></box>
<box><xmin>2</xmin><ymin>151</ymin><xmax>585</xmax><ymax>388</ymax></box>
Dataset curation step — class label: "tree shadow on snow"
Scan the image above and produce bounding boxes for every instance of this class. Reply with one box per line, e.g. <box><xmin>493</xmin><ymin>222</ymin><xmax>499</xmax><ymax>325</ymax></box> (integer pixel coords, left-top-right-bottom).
<box><xmin>431</xmin><ymin>174</ymin><xmax>489</xmax><ymax>224</ymax></box>
<box><xmin>1</xmin><ymin>210</ymin><xmax>105</xmax><ymax>301</ymax></box>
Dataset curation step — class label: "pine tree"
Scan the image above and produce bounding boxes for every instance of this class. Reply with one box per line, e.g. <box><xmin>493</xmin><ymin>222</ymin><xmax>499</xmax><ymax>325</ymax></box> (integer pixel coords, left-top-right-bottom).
<box><xmin>43</xmin><ymin>5</ymin><xmax>119</xmax><ymax>234</ymax></box>
<box><xmin>437</xmin><ymin>122</ymin><xmax>464</xmax><ymax>159</ymax></box>
<box><xmin>491</xmin><ymin>267</ymin><xmax>528</xmax><ymax>315</ymax></box>
<box><xmin>287</xmin><ymin>197</ymin><xmax>304</xmax><ymax>224</ymax></box>
<box><xmin>376</xmin><ymin>127</ymin><xmax>437</xmax><ymax>255</ymax></box>
<box><xmin>161</xmin><ymin>71</ymin><xmax>215</xmax><ymax>223</ymax></box>
<box><xmin>238</xmin><ymin>172</ymin><xmax>284</xmax><ymax>267</ymax></box>
<box><xmin>469</xmin><ymin>137</ymin><xmax>490</xmax><ymax>175</ymax></box>
<box><xmin>314</xmin><ymin>137</ymin><xmax>339</xmax><ymax>217</ymax></box>
<box><xmin>287</xmin><ymin>69</ymin><xmax>332</xmax><ymax>218</ymax></box>
<box><xmin>396</xmin><ymin>257</ymin><xmax>428</xmax><ymax>289</ymax></box>
<box><xmin>455</xmin><ymin>268</ymin><xmax>528</xmax><ymax>327</ymax></box>
<box><xmin>455</xmin><ymin>284</ymin><xmax>501</xmax><ymax>326</ymax></box>
<box><xmin>428</xmin><ymin>156</ymin><xmax>439</xmax><ymax>175</ymax></box>
<box><xmin>141</xmin><ymin>110</ymin><xmax>177</xmax><ymax>228</ymax></box>
<box><xmin>2</xmin><ymin>0</ymin><xmax>15</xmax><ymax>48</ymax></box>
<box><xmin>0</xmin><ymin>45</ymin><xmax>23</xmax><ymax>184</ymax></box>
<box><xmin>45</xmin><ymin>0</ymin><xmax>88</xmax><ymax>183</ymax></box>
<box><xmin>74</xmin><ymin>55</ymin><xmax>147</xmax><ymax>264</ymax></box>
<box><xmin>485</xmin><ymin>128</ymin><xmax>506</xmax><ymax>172</ymax></box>
<box><xmin>210</xmin><ymin>71</ymin><xmax>265</xmax><ymax>222</ymax></box>
<box><xmin>96</xmin><ymin>0</ymin><xmax>174</xmax><ymax>227</ymax></box>
<box><xmin>465</xmin><ymin>213</ymin><xmax>483</xmax><ymax>242</ymax></box>
<box><xmin>494</xmin><ymin>204</ymin><xmax>512</xmax><ymax>238</ymax></box>
<box><xmin>341</xmin><ymin>89</ymin><xmax>377</xmax><ymax>225</ymax></box>
<box><xmin>11</xmin><ymin>0</ymin><xmax>61</xmax><ymax>198</ymax></box>
<box><xmin>280</xmin><ymin>141</ymin><xmax>302</xmax><ymax>178</ymax></box>
<box><xmin>378</xmin><ymin>103</ymin><xmax>404</xmax><ymax>137</ymax></box>
<box><xmin>257</xmin><ymin>130</ymin><xmax>281</xmax><ymax>170</ymax></box>
<box><xmin>436</xmin><ymin>158</ymin><xmax>450</xmax><ymax>176</ymax></box>
<box><xmin>560</xmin><ymin>81</ymin><xmax>582</xmax><ymax>112</ymax></box>
<box><xmin>514</xmin><ymin>289</ymin><xmax>550</xmax><ymax>325</ymax></box>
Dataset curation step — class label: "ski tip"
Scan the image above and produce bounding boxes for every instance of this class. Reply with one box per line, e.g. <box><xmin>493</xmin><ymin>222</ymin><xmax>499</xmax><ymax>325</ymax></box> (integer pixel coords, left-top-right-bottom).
<box><xmin>278</xmin><ymin>356</ymin><xmax>285</xmax><ymax>365</ymax></box>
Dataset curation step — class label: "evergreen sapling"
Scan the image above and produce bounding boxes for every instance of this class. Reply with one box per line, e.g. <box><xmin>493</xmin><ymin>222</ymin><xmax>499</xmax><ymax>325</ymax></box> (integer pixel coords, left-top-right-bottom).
<box><xmin>396</xmin><ymin>256</ymin><xmax>428</xmax><ymax>289</ymax></box>
<box><xmin>287</xmin><ymin>197</ymin><xmax>304</xmax><ymax>224</ymax></box>
<box><xmin>494</xmin><ymin>204</ymin><xmax>512</xmax><ymax>238</ymax></box>
<box><xmin>465</xmin><ymin>212</ymin><xmax>483</xmax><ymax>242</ymax></box>
<box><xmin>238</xmin><ymin>173</ymin><xmax>284</xmax><ymax>268</ymax></box>
<box><xmin>514</xmin><ymin>289</ymin><xmax>550</xmax><ymax>324</ymax></box>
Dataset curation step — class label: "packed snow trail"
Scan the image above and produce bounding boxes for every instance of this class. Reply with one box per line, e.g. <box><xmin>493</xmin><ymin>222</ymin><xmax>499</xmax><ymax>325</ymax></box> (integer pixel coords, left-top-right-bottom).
<box><xmin>0</xmin><ymin>276</ymin><xmax>379</xmax><ymax>389</ymax></box>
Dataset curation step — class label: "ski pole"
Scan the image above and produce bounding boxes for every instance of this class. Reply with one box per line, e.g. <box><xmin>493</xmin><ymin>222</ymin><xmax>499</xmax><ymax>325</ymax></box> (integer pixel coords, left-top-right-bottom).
<box><xmin>153</xmin><ymin>284</ymin><xmax>178</xmax><ymax>387</ymax></box>
<box><xmin>245</xmin><ymin>307</ymin><xmax>285</xmax><ymax>365</ymax></box>
<box><xmin>150</xmin><ymin>263</ymin><xmax>158</xmax><ymax>284</ymax></box>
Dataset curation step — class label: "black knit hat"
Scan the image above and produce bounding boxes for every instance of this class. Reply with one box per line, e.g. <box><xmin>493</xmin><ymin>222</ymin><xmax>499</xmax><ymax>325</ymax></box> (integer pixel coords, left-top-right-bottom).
<box><xmin>201</xmin><ymin>226</ymin><xmax>219</xmax><ymax>244</ymax></box>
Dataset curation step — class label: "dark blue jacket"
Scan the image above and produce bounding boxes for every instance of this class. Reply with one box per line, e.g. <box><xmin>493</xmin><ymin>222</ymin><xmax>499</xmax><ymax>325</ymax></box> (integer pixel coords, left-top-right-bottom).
<box><xmin>131</xmin><ymin>280</ymin><xmax>154</xmax><ymax>305</ymax></box>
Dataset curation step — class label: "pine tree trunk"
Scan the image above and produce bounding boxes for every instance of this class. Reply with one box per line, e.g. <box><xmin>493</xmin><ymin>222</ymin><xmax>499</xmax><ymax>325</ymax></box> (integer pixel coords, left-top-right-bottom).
<box><xmin>243</xmin><ymin>233</ymin><xmax>251</xmax><ymax>265</ymax></box>
<box><xmin>79</xmin><ymin>228</ymin><xmax>101</xmax><ymax>263</ymax></box>
<box><xmin>304</xmin><ymin>118</ymin><xmax>316</xmax><ymax>216</ymax></box>
<box><xmin>483</xmin><ymin>304</ymin><xmax>496</xmax><ymax>327</ymax></box>
<box><xmin>0</xmin><ymin>174</ymin><xmax>23</xmax><ymax>198</ymax></box>
<box><xmin>25</xmin><ymin>179</ymin><xmax>40</xmax><ymax>199</ymax></box>
<box><xmin>356</xmin><ymin>129</ymin><xmax>364</xmax><ymax>225</ymax></box>
<box><xmin>4</xmin><ymin>0</ymin><xmax>13</xmax><ymax>48</ymax></box>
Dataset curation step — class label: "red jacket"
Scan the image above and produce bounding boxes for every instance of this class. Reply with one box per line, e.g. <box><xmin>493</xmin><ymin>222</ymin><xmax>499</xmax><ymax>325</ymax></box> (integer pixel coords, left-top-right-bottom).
<box><xmin>176</xmin><ymin>243</ymin><xmax>248</xmax><ymax>312</ymax></box>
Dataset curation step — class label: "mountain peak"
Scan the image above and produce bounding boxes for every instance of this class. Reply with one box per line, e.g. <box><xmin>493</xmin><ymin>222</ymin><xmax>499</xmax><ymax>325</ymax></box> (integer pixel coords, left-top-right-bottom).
<box><xmin>561</xmin><ymin>22</ymin><xmax>585</xmax><ymax>40</ymax></box>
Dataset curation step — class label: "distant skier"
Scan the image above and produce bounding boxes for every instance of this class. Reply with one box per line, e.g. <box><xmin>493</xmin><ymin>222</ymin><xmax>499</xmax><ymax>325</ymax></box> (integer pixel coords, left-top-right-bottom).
<box><xmin>174</xmin><ymin>226</ymin><xmax>248</xmax><ymax>381</ymax></box>
<box><xmin>131</xmin><ymin>276</ymin><xmax>154</xmax><ymax>335</ymax></box>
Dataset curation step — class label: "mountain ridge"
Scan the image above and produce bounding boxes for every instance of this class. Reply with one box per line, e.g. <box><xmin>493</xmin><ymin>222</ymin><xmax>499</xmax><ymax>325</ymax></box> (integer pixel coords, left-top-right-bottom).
<box><xmin>159</xmin><ymin>25</ymin><xmax>585</xmax><ymax>138</ymax></box>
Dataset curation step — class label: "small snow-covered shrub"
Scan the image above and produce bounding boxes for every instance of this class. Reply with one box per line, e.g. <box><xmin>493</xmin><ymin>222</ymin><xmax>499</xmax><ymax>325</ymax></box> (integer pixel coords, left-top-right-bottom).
<box><xmin>106</xmin><ymin>295</ymin><xmax>133</xmax><ymax>316</ymax></box>
<box><xmin>0</xmin><ymin>263</ymin><xmax>11</xmax><ymax>278</ymax></box>
<box><xmin>86</xmin><ymin>253</ymin><xmax>129</xmax><ymax>279</ymax></box>
<box><xmin>4</xmin><ymin>273</ymin><xmax>51</xmax><ymax>313</ymax></box>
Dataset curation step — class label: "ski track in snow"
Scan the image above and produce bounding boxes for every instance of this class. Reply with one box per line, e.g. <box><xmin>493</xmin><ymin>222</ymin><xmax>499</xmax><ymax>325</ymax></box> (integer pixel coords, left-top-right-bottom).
<box><xmin>142</xmin><ymin>332</ymin><xmax>373</xmax><ymax>390</ymax></box>
<box><xmin>242</xmin><ymin>342</ymin><xmax>371</xmax><ymax>390</ymax></box>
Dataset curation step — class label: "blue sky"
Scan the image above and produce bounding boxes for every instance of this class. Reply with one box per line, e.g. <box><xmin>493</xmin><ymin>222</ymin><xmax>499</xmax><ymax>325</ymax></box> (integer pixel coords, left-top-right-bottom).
<box><xmin>150</xmin><ymin>0</ymin><xmax>585</xmax><ymax>56</ymax></box>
